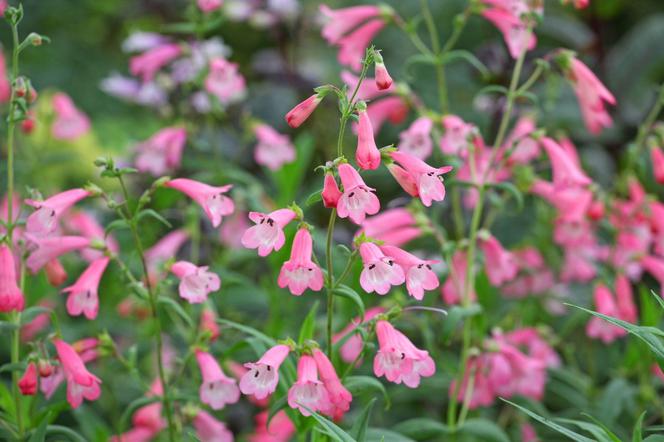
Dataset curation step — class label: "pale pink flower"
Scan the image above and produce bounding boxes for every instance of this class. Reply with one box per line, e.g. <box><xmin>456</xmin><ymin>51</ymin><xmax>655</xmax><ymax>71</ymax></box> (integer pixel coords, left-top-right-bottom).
<box><xmin>285</xmin><ymin>94</ymin><xmax>322</xmax><ymax>128</ymax></box>
<box><xmin>278</xmin><ymin>228</ymin><xmax>324</xmax><ymax>296</ymax></box>
<box><xmin>540</xmin><ymin>137</ymin><xmax>592</xmax><ymax>189</ymax></box>
<box><xmin>240</xmin><ymin>344</ymin><xmax>290</xmax><ymax>399</ymax></box>
<box><xmin>0</xmin><ymin>245</ymin><xmax>24</xmax><ymax>313</ymax></box>
<box><xmin>359</xmin><ymin>242</ymin><xmax>405</xmax><ymax>295</ymax></box>
<box><xmin>110</xmin><ymin>427</ymin><xmax>155</xmax><ymax>442</ymax></box>
<box><xmin>322</xmin><ymin>172</ymin><xmax>342</xmax><ymax>209</ymax></box>
<box><xmin>135</xmin><ymin>127</ymin><xmax>187</xmax><ymax>176</ymax></box>
<box><xmin>198</xmin><ymin>0</ymin><xmax>223</xmax><ymax>13</ymax></box>
<box><xmin>482</xmin><ymin>8</ymin><xmax>536</xmax><ymax>58</ymax></box>
<box><xmin>248</xmin><ymin>410</ymin><xmax>295</xmax><ymax>442</ymax></box>
<box><xmin>641</xmin><ymin>255</ymin><xmax>664</xmax><ymax>296</ymax></box>
<box><xmin>365</xmin><ymin>96</ymin><xmax>409</xmax><ymax>133</ymax></box>
<box><xmin>254</xmin><ymin>124</ymin><xmax>296</xmax><ymax>171</ymax></box>
<box><xmin>288</xmin><ymin>355</ymin><xmax>331</xmax><ymax>416</ymax></box>
<box><xmin>219</xmin><ymin>211</ymin><xmax>249</xmax><ymax>249</ymax></box>
<box><xmin>586</xmin><ymin>284</ymin><xmax>628</xmax><ymax>343</ymax></box>
<box><xmin>170</xmin><ymin>261</ymin><xmax>221</xmax><ymax>303</ymax></box>
<box><xmin>45</xmin><ymin>258</ymin><xmax>68</xmax><ymax>287</ymax></box>
<box><xmin>0</xmin><ymin>51</ymin><xmax>10</xmax><ymax>103</ymax></box>
<box><xmin>359</xmin><ymin>208</ymin><xmax>420</xmax><ymax>247</ymax></box>
<box><xmin>132</xmin><ymin>379</ymin><xmax>166</xmax><ymax>435</ymax></box>
<box><xmin>65</xmin><ymin>210</ymin><xmax>119</xmax><ymax>261</ymax></box>
<box><xmin>62</xmin><ymin>257</ymin><xmax>110</xmax><ymax>319</ymax></box>
<box><xmin>25</xmin><ymin>188</ymin><xmax>91</xmax><ymax>237</ymax></box>
<box><xmin>205</xmin><ymin>57</ymin><xmax>246</xmax><ymax>105</ymax></box>
<box><xmin>566</xmin><ymin>58</ymin><xmax>616</xmax><ymax>134</ymax></box>
<box><xmin>355</xmin><ymin>109</ymin><xmax>381</xmax><ymax>170</ymax></box>
<box><xmin>165</xmin><ymin>178</ymin><xmax>234</xmax><ymax>228</ymax></box>
<box><xmin>312</xmin><ymin>349</ymin><xmax>352</xmax><ymax>417</ymax></box>
<box><xmin>195</xmin><ymin>350</ymin><xmax>240</xmax><ymax>410</ymax></box>
<box><xmin>442</xmin><ymin>251</ymin><xmax>476</xmax><ymax>305</ymax></box>
<box><xmin>615</xmin><ymin>274</ymin><xmax>637</xmax><ymax>323</ymax></box>
<box><xmin>479</xmin><ymin>234</ymin><xmax>518</xmax><ymax>286</ymax></box>
<box><xmin>390</xmin><ymin>151</ymin><xmax>453</xmax><ymax>206</ymax></box>
<box><xmin>53</xmin><ymin>339</ymin><xmax>102</xmax><ymax>409</ymax></box>
<box><xmin>241</xmin><ymin>208</ymin><xmax>297</xmax><ymax>256</ymax></box>
<box><xmin>530</xmin><ymin>179</ymin><xmax>593</xmax><ymax>223</ymax></box>
<box><xmin>381</xmin><ymin>245</ymin><xmax>438</xmax><ymax>300</ymax></box>
<box><xmin>130</xmin><ymin>43</ymin><xmax>181</xmax><ymax>82</ymax></box>
<box><xmin>319</xmin><ymin>5</ymin><xmax>381</xmax><ymax>44</ymax></box>
<box><xmin>193</xmin><ymin>410</ymin><xmax>234</xmax><ymax>442</ymax></box>
<box><xmin>333</xmin><ymin>307</ymin><xmax>385</xmax><ymax>364</ymax></box>
<box><xmin>399</xmin><ymin>117</ymin><xmax>433</xmax><ymax>160</ymax></box>
<box><xmin>21</xmin><ymin>299</ymin><xmax>54</xmax><ymax>341</ymax></box>
<box><xmin>145</xmin><ymin>229</ymin><xmax>189</xmax><ymax>280</ymax></box>
<box><xmin>439</xmin><ymin>115</ymin><xmax>475</xmax><ymax>156</ymax></box>
<box><xmin>200</xmin><ymin>308</ymin><xmax>220</xmax><ymax>341</ymax></box>
<box><xmin>449</xmin><ymin>356</ymin><xmax>494</xmax><ymax>409</ymax></box>
<box><xmin>502</xmin><ymin>116</ymin><xmax>540</xmax><ymax>165</ymax></box>
<box><xmin>51</xmin><ymin>93</ymin><xmax>91</xmax><ymax>140</ymax></box>
<box><xmin>26</xmin><ymin>235</ymin><xmax>90</xmax><ymax>274</ymax></box>
<box><xmin>501</xmin><ymin>328</ymin><xmax>560</xmax><ymax>368</ymax></box>
<box><xmin>336</xmin><ymin>163</ymin><xmax>380</xmax><ymax>224</ymax></box>
<box><xmin>337</xmin><ymin>19</ymin><xmax>385</xmax><ymax>71</ymax></box>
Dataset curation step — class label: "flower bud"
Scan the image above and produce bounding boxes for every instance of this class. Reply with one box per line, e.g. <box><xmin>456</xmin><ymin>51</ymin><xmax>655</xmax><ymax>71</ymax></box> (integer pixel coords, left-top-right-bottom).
<box><xmin>285</xmin><ymin>94</ymin><xmax>322</xmax><ymax>128</ymax></box>
<box><xmin>322</xmin><ymin>172</ymin><xmax>342</xmax><ymax>208</ymax></box>
<box><xmin>18</xmin><ymin>363</ymin><xmax>38</xmax><ymax>395</ymax></box>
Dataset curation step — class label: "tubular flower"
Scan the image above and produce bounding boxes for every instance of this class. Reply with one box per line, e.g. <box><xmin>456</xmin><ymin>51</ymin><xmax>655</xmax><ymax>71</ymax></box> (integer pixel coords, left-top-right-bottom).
<box><xmin>129</xmin><ymin>43</ymin><xmax>181</xmax><ymax>82</ymax></box>
<box><xmin>481</xmin><ymin>7</ymin><xmax>536</xmax><ymax>59</ymax></box>
<box><xmin>285</xmin><ymin>94</ymin><xmax>323</xmax><ymax>128</ymax></box>
<box><xmin>319</xmin><ymin>5</ymin><xmax>381</xmax><ymax>45</ymax></box>
<box><xmin>165</xmin><ymin>178</ymin><xmax>234</xmax><ymax>228</ymax></box>
<box><xmin>381</xmin><ymin>245</ymin><xmax>439</xmax><ymax>300</ymax></box>
<box><xmin>18</xmin><ymin>363</ymin><xmax>38</xmax><ymax>395</ymax></box>
<box><xmin>586</xmin><ymin>284</ymin><xmax>628</xmax><ymax>343</ymax></box>
<box><xmin>355</xmin><ymin>109</ymin><xmax>381</xmax><ymax>170</ymax></box>
<box><xmin>313</xmin><ymin>349</ymin><xmax>352</xmax><ymax>418</ymax></box>
<box><xmin>254</xmin><ymin>124</ymin><xmax>296</xmax><ymax>171</ymax></box>
<box><xmin>26</xmin><ymin>235</ymin><xmax>90</xmax><ymax>275</ymax></box>
<box><xmin>336</xmin><ymin>163</ymin><xmax>380</xmax><ymax>224</ymax></box>
<box><xmin>540</xmin><ymin>137</ymin><xmax>592</xmax><ymax>189</ymax></box>
<box><xmin>337</xmin><ymin>19</ymin><xmax>385</xmax><ymax>71</ymax></box>
<box><xmin>198</xmin><ymin>0</ymin><xmax>223</xmax><ymax>14</ymax></box>
<box><xmin>564</xmin><ymin>57</ymin><xmax>616</xmax><ymax>134</ymax></box>
<box><xmin>25</xmin><ymin>188</ymin><xmax>91</xmax><ymax>237</ymax></box>
<box><xmin>0</xmin><ymin>245</ymin><xmax>24</xmax><ymax>312</ymax></box>
<box><xmin>358</xmin><ymin>208</ymin><xmax>421</xmax><ymax>247</ymax></box>
<box><xmin>45</xmin><ymin>259</ymin><xmax>68</xmax><ymax>287</ymax></box>
<box><xmin>359</xmin><ymin>242</ymin><xmax>405</xmax><ymax>295</ymax></box>
<box><xmin>440</xmin><ymin>115</ymin><xmax>475</xmax><ymax>156</ymax></box>
<box><xmin>479</xmin><ymin>234</ymin><xmax>518</xmax><ymax>286</ymax></box>
<box><xmin>200</xmin><ymin>308</ymin><xmax>220</xmax><ymax>341</ymax></box>
<box><xmin>288</xmin><ymin>355</ymin><xmax>331</xmax><ymax>416</ymax></box>
<box><xmin>135</xmin><ymin>127</ymin><xmax>187</xmax><ymax>176</ymax></box>
<box><xmin>651</xmin><ymin>146</ymin><xmax>664</xmax><ymax>184</ymax></box>
<box><xmin>248</xmin><ymin>410</ymin><xmax>295</xmax><ymax>442</ymax></box>
<box><xmin>442</xmin><ymin>250</ymin><xmax>476</xmax><ymax>305</ymax></box>
<box><xmin>278</xmin><ymin>228</ymin><xmax>324</xmax><ymax>296</ymax></box>
<box><xmin>241</xmin><ymin>208</ymin><xmax>297</xmax><ymax>256</ymax></box>
<box><xmin>193</xmin><ymin>410</ymin><xmax>234</xmax><ymax>442</ymax></box>
<box><xmin>322</xmin><ymin>172</ymin><xmax>342</xmax><ymax>208</ymax></box>
<box><xmin>240</xmin><ymin>344</ymin><xmax>290</xmax><ymax>400</ymax></box>
<box><xmin>170</xmin><ymin>261</ymin><xmax>221</xmax><ymax>303</ymax></box>
<box><xmin>390</xmin><ymin>151</ymin><xmax>453</xmax><ymax>206</ymax></box>
<box><xmin>195</xmin><ymin>350</ymin><xmax>240</xmax><ymax>410</ymax></box>
<box><xmin>399</xmin><ymin>117</ymin><xmax>433</xmax><ymax>160</ymax></box>
<box><xmin>53</xmin><ymin>339</ymin><xmax>102</xmax><ymax>409</ymax></box>
<box><xmin>374</xmin><ymin>57</ymin><xmax>393</xmax><ymax>90</ymax></box>
<box><xmin>65</xmin><ymin>210</ymin><xmax>120</xmax><ymax>261</ymax></box>
<box><xmin>205</xmin><ymin>57</ymin><xmax>246</xmax><ymax>105</ymax></box>
<box><xmin>62</xmin><ymin>257</ymin><xmax>110</xmax><ymax>320</ymax></box>
<box><xmin>51</xmin><ymin>93</ymin><xmax>91</xmax><ymax>140</ymax></box>
<box><xmin>333</xmin><ymin>307</ymin><xmax>385</xmax><ymax>364</ymax></box>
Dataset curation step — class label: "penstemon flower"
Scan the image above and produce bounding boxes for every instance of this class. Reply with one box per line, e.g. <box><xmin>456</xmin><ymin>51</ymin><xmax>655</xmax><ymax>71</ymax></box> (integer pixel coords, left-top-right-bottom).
<box><xmin>479</xmin><ymin>234</ymin><xmax>518</xmax><ymax>286</ymax></box>
<box><xmin>0</xmin><ymin>244</ymin><xmax>25</xmax><ymax>312</ymax></box>
<box><xmin>287</xmin><ymin>354</ymin><xmax>331</xmax><ymax>416</ymax></box>
<box><xmin>359</xmin><ymin>208</ymin><xmax>421</xmax><ymax>247</ymax></box>
<box><xmin>319</xmin><ymin>5</ymin><xmax>382</xmax><ymax>45</ymax></box>
<box><xmin>25</xmin><ymin>188</ymin><xmax>91</xmax><ymax>237</ymax></box>
<box><xmin>205</xmin><ymin>57</ymin><xmax>246</xmax><ymax>105</ymax></box>
<box><xmin>285</xmin><ymin>94</ymin><xmax>323</xmax><ymax>128</ymax></box>
<box><xmin>170</xmin><ymin>261</ymin><xmax>221</xmax><ymax>304</ymax></box>
<box><xmin>51</xmin><ymin>93</ymin><xmax>91</xmax><ymax>140</ymax></box>
<box><xmin>53</xmin><ymin>339</ymin><xmax>102</xmax><ymax>409</ymax></box>
<box><xmin>481</xmin><ymin>7</ymin><xmax>536</xmax><ymax>59</ymax></box>
<box><xmin>586</xmin><ymin>284</ymin><xmax>629</xmax><ymax>343</ymax></box>
<box><xmin>62</xmin><ymin>257</ymin><xmax>110</xmax><ymax>320</ymax></box>
<box><xmin>45</xmin><ymin>259</ymin><xmax>68</xmax><ymax>287</ymax></box>
<box><xmin>198</xmin><ymin>0</ymin><xmax>223</xmax><ymax>13</ymax></box>
<box><xmin>18</xmin><ymin>362</ymin><xmax>38</xmax><ymax>395</ymax></box>
<box><xmin>389</xmin><ymin>151</ymin><xmax>453</xmax><ymax>206</ymax></box>
<box><xmin>241</xmin><ymin>208</ymin><xmax>297</xmax><ymax>256</ymax></box>
<box><xmin>277</xmin><ymin>227</ymin><xmax>324</xmax><ymax>296</ymax></box>
<box><xmin>26</xmin><ymin>235</ymin><xmax>91</xmax><ymax>275</ymax></box>
<box><xmin>333</xmin><ymin>306</ymin><xmax>385</xmax><ymax>363</ymax></box>
<box><xmin>195</xmin><ymin>350</ymin><xmax>240</xmax><ymax>410</ymax></box>
<box><xmin>200</xmin><ymin>308</ymin><xmax>220</xmax><ymax>341</ymax></box>
<box><xmin>381</xmin><ymin>245</ymin><xmax>439</xmax><ymax>300</ymax></box>
<box><xmin>253</xmin><ymin>123</ymin><xmax>296</xmax><ymax>171</ymax></box>
<box><xmin>65</xmin><ymin>210</ymin><xmax>120</xmax><ymax>262</ymax></box>
<box><xmin>441</xmin><ymin>250</ymin><xmax>476</xmax><ymax>305</ymax></box>
<box><xmin>322</xmin><ymin>172</ymin><xmax>342</xmax><ymax>208</ymax></box>
<box><xmin>165</xmin><ymin>178</ymin><xmax>234</xmax><ymax>228</ymax></box>
<box><xmin>134</xmin><ymin>127</ymin><xmax>187</xmax><ymax>177</ymax></box>
<box><xmin>240</xmin><ymin>344</ymin><xmax>290</xmax><ymax>400</ymax></box>
<box><xmin>336</xmin><ymin>163</ymin><xmax>380</xmax><ymax>224</ymax></box>
<box><xmin>193</xmin><ymin>410</ymin><xmax>234</xmax><ymax>442</ymax></box>
<box><xmin>359</xmin><ymin>242</ymin><xmax>405</xmax><ymax>295</ymax></box>
<box><xmin>540</xmin><ymin>137</ymin><xmax>592</xmax><ymax>188</ymax></box>
<box><xmin>249</xmin><ymin>410</ymin><xmax>295</xmax><ymax>442</ymax></box>
<box><xmin>373</xmin><ymin>53</ymin><xmax>392</xmax><ymax>90</ymax></box>
<box><xmin>398</xmin><ymin>117</ymin><xmax>433</xmax><ymax>160</ymax></box>
<box><xmin>312</xmin><ymin>349</ymin><xmax>352</xmax><ymax>417</ymax></box>
<box><xmin>651</xmin><ymin>145</ymin><xmax>664</xmax><ymax>184</ymax></box>
<box><xmin>355</xmin><ymin>107</ymin><xmax>381</xmax><ymax>170</ymax></box>
<box><xmin>337</xmin><ymin>19</ymin><xmax>385</xmax><ymax>71</ymax></box>
<box><xmin>129</xmin><ymin>42</ymin><xmax>181</xmax><ymax>82</ymax></box>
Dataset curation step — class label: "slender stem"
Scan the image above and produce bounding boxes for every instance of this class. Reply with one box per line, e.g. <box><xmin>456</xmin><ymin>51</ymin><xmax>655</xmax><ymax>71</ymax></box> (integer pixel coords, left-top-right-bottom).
<box><xmin>634</xmin><ymin>83</ymin><xmax>664</xmax><ymax>150</ymax></box>
<box><xmin>457</xmin><ymin>360</ymin><xmax>477</xmax><ymax>425</ymax></box>
<box><xmin>333</xmin><ymin>252</ymin><xmax>357</xmax><ymax>288</ymax></box>
<box><xmin>493</xmin><ymin>50</ymin><xmax>527</xmax><ymax>154</ymax></box>
<box><xmin>325</xmin><ymin>209</ymin><xmax>336</xmax><ymax>357</ymax></box>
<box><xmin>420</xmin><ymin>0</ymin><xmax>448</xmax><ymax>114</ymax></box>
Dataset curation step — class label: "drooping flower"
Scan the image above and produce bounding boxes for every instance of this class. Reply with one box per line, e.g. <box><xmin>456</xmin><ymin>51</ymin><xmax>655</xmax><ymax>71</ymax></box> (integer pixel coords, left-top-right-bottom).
<box><xmin>359</xmin><ymin>242</ymin><xmax>405</xmax><ymax>295</ymax></box>
<box><xmin>312</xmin><ymin>349</ymin><xmax>352</xmax><ymax>417</ymax></box>
<box><xmin>380</xmin><ymin>245</ymin><xmax>438</xmax><ymax>300</ymax></box>
<box><xmin>358</xmin><ymin>208</ymin><xmax>421</xmax><ymax>247</ymax></box>
<box><xmin>0</xmin><ymin>51</ymin><xmax>10</xmax><ymax>103</ymax></box>
<box><xmin>200</xmin><ymin>308</ymin><xmax>220</xmax><ymax>341</ymax></box>
<box><xmin>355</xmin><ymin>109</ymin><xmax>381</xmax><ymax>170</ymax></box>
<box><xmin>278</xmin><ymin>228</ymin><xmax>324</xmax><ymax>296</ymax></box>
<box><xmin>62</xmin><ymin>257</ymin><xmax>110</xmax><ymax>320</ymax></box>
<box><xmin>336</xmin><ymin>163</ymin><xmax>380</xmax><ymax>224</ymax></box>
<box><xmin>322</xmin><ymin>172</ymin><xmax>342</xmax><ymax>209</ymax></box>
<box><xmin>198</xmin><ymin>0</ymin><xmax>223</xmax><ymax>13</ymax></box>
<box><xmin>651</xmin><ymin>146</ymin><xmax>664</xmax><ymax>184</ymax></box>
<box><xmin>129</xmin><ymin>43</ymin><xmax>181</xmax><ymax>82</ymax></box>
<box><xmin>0</xmin><ymin>245</ymin><xmax>24</xmax><ymax>313</ymax></box>
<box><xmin>131</xmin><ymin>379</ymin><xmax>166</xmax><ymax>435</ymax></box>
<box><xmin>586</xmin><ymin>284</ymin><xmax>628</xmax><ymax>343</ymax></box>
<box><xmin>540</xmin><ymin>137</ymin><xmax>592</xmax><ymax>189</ymax></box>
<box><xmin>51</xmin><ymin>93</ymin><xmax>91</xmax><ymax>140</ymax></box>
<box><xmin>479</xmin><ymin>234</ymin><xmax>518</xmax><ymax>286</ymax></box>
<box><xmin>481</xmin><ymin>7</ymin><xmax>536</xmax><ymax>59</ymax></box>
<box><xmin>337</xmin><ymin>19</ymin><xmax>385</xmax><ymax>71</ymax></box>
<box><xmin>390</xmin><ymin>151</ymin><xmax>453</xmax><ymax>206</ymax></box>
<box><xmin>365</xmin><ymin>96</ymin><xmax>409</xmax><ymax>134</ymax></box>
<box><xmin>21</xmin><ymin>300</ymin><xmax>54</xmax><ymax>342</ymax></box>
<box><xmin>25</xmin><ymin>188</ymin><xmax>91</xmax><ymax>236</ymax></box>
<box><xmin>53</xmin><ymin>339</ymin><xmax>102</xmax><ymax>409</ymax></box>
<box><xmin>45</xmin><ymin>259</ymin><xmax>68</xmax><ymax>287</ymax></box>
<box><xmin>18</xmin><ymin>363</ymin><xmax>38</xmax><ymax>395</ymax></box>
<box><xmin>333</xmin><ymin>307</ymin><xmax>385</xmax><ymax>364</ymax></box>
<box><xmin>241</xmin><ymin>208</ymin><xmax>297</xmax><ymax>256</ymax></box>
<box><xmin>615</xmin><ymin>274</ymin><xmax>637</xmax><ymax>323</ymax></box>
<box><xmin>145</xmin><ymin>229</ymin><xmax>189</xmax><ymax>282</ymax></box>
<box><xmin>195</xmin><ymin>350</ymin><xmax>240</xmax><ymax>410</ymax></box>
<box><xmin>374</xmin><ymin>56</ymin><xmax>393</xmax><ymax>90</ymax></box>
<box><xmin>165</xmin><ymin>178</ymin><xmax>234</xmax><ymax>228</ymax></box>
<box><xmin>319</xmin><ymin>5</ymin><xmax>381</xmax><ymax>44</ymax></box>
<box><xmin>65</xmin><ymin>210</ymin><xmax>120</xmax><ymax>262</ymax></box>
<box><xmin>285</xmin><ymin>94</ymin><xmax>322</xmax><ymax>128</ymax></box>
<box><xmin>193</xmin><ymin>410</ymin><xmax>234</xmax><ymax>442</ymax></box>
<box><xmin>254</xmin><ymin>124</ymin><xmax>296</xmax><ymax>171</ymax></box>
<box><xmin>170</xmin><ymin>261</ymin><xmax>221</xmax><ymax>304</ymax></box>
<box><xmin>288</xmin><ymin>355</ymin><xmax>331</xmax><ymax>416</ymax></box>
<box><xmin>248</xmin><ymin>410</ymin><xmax>295</xmax><ymax>442</ymax></box>
<box><xmin>440</xmin><ymin>115</ymin><xmax>475</xmax><ymax>156</ymax></box>
<box><xmin>341</xmin><ymin>70</ymin><xmax>393</xmax><ymax>101</ymax></box>
<box><xmin>135</xmin><ymin>127</ymin><xmax>187</xmax><ymax>176</ymax></box>
<box><xmin>240</xmin><ymin>344</ymin><xmax>290</xmax><ymax>400</ymax></box>
<box><xmin>205</xmin><ymin>57</ymin><xmax>246</xmax><ymax>105</ymax></box>
<box><xmin>441</xmin><ymin>250</ymin><xmax>476</xmax><ymax>305</ymax></box>
<box><xmin>398</xmin><ymin>117</ymin><xmax>433</xmax><ymax>160</ymax></box>
<box><xmin>26</xmin><ymin>235</ymin><xmax>90</xmax><ymax>275</ymax></box>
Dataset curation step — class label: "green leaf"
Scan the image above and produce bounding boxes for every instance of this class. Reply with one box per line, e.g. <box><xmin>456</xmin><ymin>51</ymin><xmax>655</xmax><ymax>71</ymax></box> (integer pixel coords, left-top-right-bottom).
<box><xmin>300</xmin><ymin>405</ymin><xmax>355</xmax><ymax>442</ymax></box>
<box><xmin>633</xmin><ymin>411</ymin><xmax>647</xmax><ymax>442</ymax></box>
<box><xmin>644</xmin><ymin>437</ymin><xmax>664</xmax><ymax>442</ymax></box>
<box><xmin>0</xmin><ymin>362</ymin><xmax>26</xmax><ymax>373</ymax></box>
<box><xmin>489</xmin><ymin>181</ymin><xmax>524</xmax><ymax>211</ymax></box>
<box><xmin>650</xmin><ymin>290</ymin><xmax>664</xmax><ymax>311</ymax></box>
<box><xmin>305</xmin><ymin>189</ymin><xmax>323</xmax><ymax>207</ymax></box>
<box><xmin>20</xmin><ymin>306</ymin><xmax>52</xmax><ymax>325</ymax></box>
<box><xmin>350</xmin><ymin>398</ymin><xmax>376</xmax><ymax>442</ymax></box>
<box><xmin>502</xmin><ymin>399</ymin><xmax>595</xmax><ymax>442</ymax></box>
<box><xmin>298</xmin><ymin>301</ymin><xmax>319</xmax><ymax>345</ymax></box>
<box><xmin>441</xmin><ymin>50</ymin><xmax>490</xmax><ymax>79</ymax></box>
<box><xmin>157</xmin><ymin>297</ymin><xmax>194</xmax><ymax>329</ymax></box>
<box><xmin>459</xmin><ymin>418</ymin><xmax>510</xmax><ymax>442</ymax></box>
<box><xmin>557</xmin><ymin>418</ymin><xmax>620</xmax><ymax>442</ymax></box>
<box><xmin>441</xmin><ymin>304</ymin><xmax>482</xmax><ymax>343</ymax></box>
<box><xmin>366</xmin><ymin>428</ymin><xmax>417</xmax><ymax>442</ymax></box>
<box><xmin>137</xmin><ymin>209</ymin><xmax>172</xmax><ymax>228</ymax></box>
<box><xmin>44</xmin><ymin>425</ymin><xmax>87</xmax><ymax>442</ymax></box>
<box><xmin>392</xmin><ymin>418</ymin><xmax>450</xmax><ymax>440</ymax></box>
<box><xmin>104</xmin><ymin>219</ymin><xmax>129</xmax><ymax>237</ymax></box>
<box><xmin>28</xmin><ymin>412</ymin><xmax>50</xmax><ymax>442</ymax></box>
<box><xmin>217</xmin><ymin>318</ymin><xmax>277</xmax><ymax>347</ymax></box>
<box><xmin>344</xmin><ymin>376</ymin><xmax>390</xmax><ymax>407</ymax></box>
<box><xmin>333</xmin><ymin>285</ymin><xmax>365</xmax><ymax>318</ymax></box>
<box><xmin>118</xmin><ymin>396</ymin><xmax>161</xmax><ymax>431</ymax></box>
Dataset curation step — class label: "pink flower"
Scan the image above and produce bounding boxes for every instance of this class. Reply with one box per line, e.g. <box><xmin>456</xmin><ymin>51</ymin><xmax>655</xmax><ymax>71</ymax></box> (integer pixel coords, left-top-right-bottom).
<box><xmin>502</xmin><ymin>116</ymin><xmax>540</xmax><ymax>165</ymax></box>
<box><xmin>193</xmin><ymin>410</ymin><xmax>234</xmax><ymax>442</ymax></box>
<box><xmin>288</xmin><ymin>355</ymin><xmax>331</xmax><ymax>416</ymax></box>
<box><xmin>641</xmin><ymin>255</ymin><xmax>664</xmax><ymax>296</ymax></box>
<box><xmin>359</xmin><ymin>242</ymin><xmax>405</xmax><ymax>295</ymax></box>
<box><xmin>355</xmin><ymin>109</ymin><xmax>381</xmax><ymax>170</ymax></box>
<box><xmin>198</xmin><ymin>0</ymin><xmax>223</xmax><ymax>13</ymax></box>
<box><xmin>278</xmin><ymin>228</ymin><xmax>324</xmax><ymax>296</ymax></box>
<box><xmin>195</xmin><ymin>350</ymin><xmax>240</xmax><ymax>410</ymax></box>
<box><xmin>322</xmin><ymin>172</ymin><xmax>342</xmax><ymax>209</ymax></box>
<box><xmin>333</xmin><ymin>307</ymin><xmax>385</xmax><ymax>364</ymax></box>
<box><xmin>219</xmin><ymin>211</ymin><xmax>249</xmax><ymax>249</ymax></box>
<box><xmin>481</xmin><ymin>8</ymin><xmax>536</xmax><ymax>58</ymax></box>
<box><xmin>18</xmin><ymin>362</ymin><xmax>38</xmax><ymax>395</ymax></box>
<box><xmin>132</xmin><ymin>379</ymin><xmax>166</xmax><ymax>435</ymax></box>
<box><xmin>26</xmin><ymin>235</ymin><xmax>90</xmax><ymax>275</ymax></box>
<box><xmin>129</xmin><ymin>43</ymin><xmax>181</xmax><ymax>82</ymax></box>
<box><xmin>45</xmin><ymin>259</ymin><xmax>67</xmax><ymax>287</ymax></box>
<box><xmin>51</xmin><ymin>93</ymin><xmax>91</xmax><ymax>140</ymax></box>
<box><xmin>381</xmin><ymin>245</ymin><xmax>439</xmax><ymax>300</ymax></box>
<box><xmin>0</xmin><ymin>245</ymin><xmax>24</xmax><ymax>313</ymax></box>
<box><xmin>374</xmin><ymin>59</ymin><xmax>392</xmax><ymax>90</ymax></box>
<box><xmin>62</xmin><ymin>257</ymin><xmax>110</xmax><ymax>320</ymax></box>
<box><xmin>502</xmin><ymin>328</ymin><xmax>560</xmax><ymax>368</ymax></box>
<box><xmin>359</xmin><ymin>208</ymin><xmax>421</xmax><ymax>247</ymax></box>
<box><xmin>566</xmin><ymin>57</ymin><xmax>616</xmax><ymax>134</ymax></box>
<box><xmin>65</xmin><ymin>210</ymin><xmax>119</xmax><ymax>261</ymax></box>
<box><xmin>205</xmin><ymin>57</ymin><xmax>246</xmax><ymax>105</ymax></box>
<box><xmin>170</xmin><ymin>261</ymin><xmax>221</xmax><ymax>303</ymax></box>
<box><xmin>439</xmin><ymin>115</ymin><xmax>475</xmax><ymax>156</ymax></box>
<box><xmin>145</xmin><ymin>229</ymin><xmax>189</xmax><ymax>281</ymax></box>
<box><xmin>390</xmin><ymin>151</ymin><xmax>453</xmax><ymax>206</ymax></box>
<box><xmin>312</xmin><ymin>349</ymin><xmax>352</xmax><ymax>417</ymax></box>
<box><xmin>540</xmin><ymin>137</ymin><xmax>591</xmax><ymax>189</ymax></box>
<box><xmin>240</xmin><ymin>344</ymin><xmax>290</xmax><ymax>400</ymax></box>
<box><xmin>450</xmin><ymin>356</ymin><xmax>494</xmax><ymax>409</ymax></box>
<box><xmin>441</xmin><ymin>251</ymin><xmax>476</xmax><ymax>305</ymax></box>
<box><xmin>365</xmin><ymin>96</ymin><xmax>409</xmax><ymax>133</ymax></box>
<box><xmin>521</xmin><ymin>423</ymin><xmax>539</xmax><ymax>442</ymax></box>
<box><xmin>615</xmin><ymin>274</ymin><xmax>637</xmax><ymax>323</ymax></box>
<box><xmin>110</xmin><ymin>427</ymin><xmax>155</xmax><ymax>442</ymax></box>
<box><xmin>373</xmin><ymin>321</ymin><xmax>435</xmax><ymax>387</ymax></box>
<box><xmin>530</xmin><ymin>180</ymin><xmax>593</xmax><ymax>223</ymax></box>
<box><xmin>337</xmin><ymin>19</ymin><xmax>385</xmax><ymax>71</ymax></box>
<box><xmin>0</xmin><ymin>51</ymin><xmax>10</xmax><ymax>103</ymax></box>
<box><xmin>399</xmin><ymin>117</ymin><xmax>433</xmax><ymax>160</ymax></box>
<box><xmin>285</xmin><ymin>94</ymin><xmax>322</xmax><ymax>128</ymax></box>
<box><xmin>53</xmin><ymin>339</ymin><xmax>102</xmax><ymax>408</ymax></box>
<box><xmin>254</xmin><ymin>124</ymin><xmax>296</xmax><ymax>171</ymax></box>
<box><xmin>341</xmin><ymin>70</ymin><xmax>393</xmax><ymax>101</ymax></box>
<box><xmin>165</xmin><ymin>178</ymin><xmax>234</xmax><ymax>228</ymax></box>
<box><xmin>336</xmin><ymin>163</ymin><xmax>380</xmax><ymax>224</ymax></box>
<box><xmin>586</xmin><ymin>284</ymin><xmax>628</xmax><ymax>343</ymax></box>
<box><xmin>25</xmin><ymin>188</ymin><xmax>91</xmax><ymax>236</ymax></box>
<box><xmin>319</xmin><ymin>5</ymin><xmax>381</xmax><ymax>44</ymax></box>
<box><xmin>241</xmin><ymin>208</ymin><xmax>297</xmax><ymax>256</ymax></box>
<box><xmin>248</xmin><ymin>410</ymin><xmax>295</xmax><ymax>442</ymax></box>
<box><xmin>387</xmin><ymin>163</ymin><xmax>419</xmax><ymax>197</ymax></box>
<box><xmin>135</xmin><ymin>127</ymin><xmax>187</xmax><ymax>176</ymax></box>
<box><xmin>21</xmin><ymin>300</ymin><xmax>54</xmax><ymax>341</ymax></box>
<box><xmin>201</xmin><ymin>308</ymin><xmax>220</xmax><ymax>341</ymax></box>
<box><xmin>479</xmin><ymin>234</ymin><xmax>518</xmax><ymax>286</ymax></box>
<box><xmin>651</xmin><ymin>146</ymin><xmax>664</xmax><ymax>184</ymax></box>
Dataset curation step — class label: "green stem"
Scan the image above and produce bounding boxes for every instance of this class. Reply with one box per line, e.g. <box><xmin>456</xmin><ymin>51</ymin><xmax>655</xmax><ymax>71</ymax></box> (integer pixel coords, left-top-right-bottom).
<box><xmin>325</xmin><ymin>209</ymin><xmax>336</xmax><ymax>357</ymax></box>
<box><xmin>420</xmin><ymin>0</ymin><xmax>448</xmax><ymax>114</ymax></box>
<box><xmin>492</xmin><ymin>49</ymin><xmax>527</xmax><ymax>153</ymax></box>
<box><xmin>333</xmin><ymin>252</ymin><xmax>357</xmax><ymax>288</ymax></box>
<box><xmin>633</xmin><ymin>83</ymin><xmax>664</xmax><ymax>151</ymax></box>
